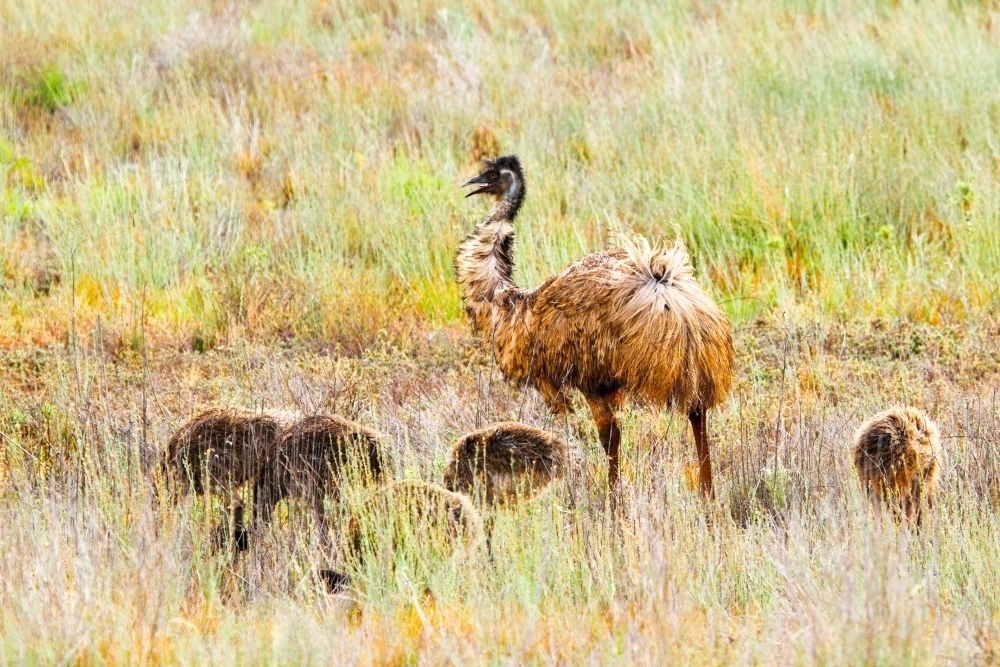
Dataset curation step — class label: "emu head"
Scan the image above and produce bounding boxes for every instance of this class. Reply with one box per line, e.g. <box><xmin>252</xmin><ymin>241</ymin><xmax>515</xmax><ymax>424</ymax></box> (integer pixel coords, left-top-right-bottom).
<box><xmin>462</xmin><ymin>155</ymin><xmax>523</xmax><ymax>201</ymax></box>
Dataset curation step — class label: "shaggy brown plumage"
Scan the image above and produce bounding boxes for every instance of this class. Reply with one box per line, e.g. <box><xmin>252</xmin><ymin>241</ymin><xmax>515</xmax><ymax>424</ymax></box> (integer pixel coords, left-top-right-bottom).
<box><xmin>253</xmin><ymin>414</ymin><xmax>387</xmax><ymax>545</ymax></box>
<box><xmin>455</xmin><ymin>156</ymin><xmax>735</xmax><ymax>498</ymax></box>
<box><xmin>853</xmin><ymin>406</ymin><xmax>942</xmax><ymax>525</ymax></box>
<box><xmin>161</xmin><ymin>406</ymin><xmax>296</xmax><ymax>497</ymax></box>
<box><xmin>160</xmin><ymin>406</ymin><xmax>298</xmax><ymax>549</ymax></box>
<box><xmin>344</xmin><ymin>480</ymin><xmax>484</xmax><ymax>566</ymax></box>
<box><xmin>443</xmin><ymin>421</ymin><xmax>567</xmax><ymax>506</ymax></box>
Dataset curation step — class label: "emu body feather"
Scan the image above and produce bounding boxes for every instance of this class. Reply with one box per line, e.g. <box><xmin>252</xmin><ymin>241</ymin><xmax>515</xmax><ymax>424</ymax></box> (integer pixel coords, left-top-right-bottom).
<box><xmin>853</xmin><ymin>406</ymin><xmax>942</xmax><ymax>525</ymax></box>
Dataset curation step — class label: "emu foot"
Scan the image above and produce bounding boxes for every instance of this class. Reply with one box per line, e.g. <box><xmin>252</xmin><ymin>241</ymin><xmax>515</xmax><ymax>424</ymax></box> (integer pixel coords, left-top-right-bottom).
<box><xmin>320</xmin><ymin>569</ymin><xmax>350</xmax><ymax>593</ymax></box>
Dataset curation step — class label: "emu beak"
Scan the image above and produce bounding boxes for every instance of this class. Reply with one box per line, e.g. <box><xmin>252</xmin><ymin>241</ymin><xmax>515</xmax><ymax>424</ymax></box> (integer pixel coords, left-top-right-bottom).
<box><xmin>462</xmin><ymin>174</ymin><xmax>491</xmax><ymax>197</ymax></box>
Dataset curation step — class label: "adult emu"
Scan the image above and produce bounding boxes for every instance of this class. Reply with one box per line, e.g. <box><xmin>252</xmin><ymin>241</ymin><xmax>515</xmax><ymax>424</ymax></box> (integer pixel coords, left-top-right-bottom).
<box><xmin>455</xmin><ymin>155</ymin><xmax>734</xmax><ymax>498</ymax></box>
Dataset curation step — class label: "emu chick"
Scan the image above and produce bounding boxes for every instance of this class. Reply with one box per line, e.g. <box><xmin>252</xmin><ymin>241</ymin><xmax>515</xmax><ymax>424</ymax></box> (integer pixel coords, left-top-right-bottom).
<box><xmin>345</xmin><ymin>480</ymin><xmax>484</xmax><ymax>566</ymax></box>
<box><xmin>161</xmin><ymin>406</ymin><xmax>295</xmax><ymax>498</ymax></box>
<box><xmin>443</xmin><ymin>421</ymin><xmax>567</xmax><ymax>507</ymax></box>
<box><xmin>254</xmin><ymin>414</ymin><xmax>386</xmax><ymax>533</ymax></box>
<box><xmin>853</xmin><ymin>406</ymin><xmax>942</xmax><ymax>525</ymax></box>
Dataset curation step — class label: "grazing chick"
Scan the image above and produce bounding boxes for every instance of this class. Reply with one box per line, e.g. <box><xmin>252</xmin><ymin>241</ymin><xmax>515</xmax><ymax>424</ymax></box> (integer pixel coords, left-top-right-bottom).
<box><xmin>160</xmin><ymin>406</ymin><xmax>298</xmax><ymax>550</ymax></box>
<box><xmin>443</xmin><ymin>421</ymin><xmax>567</xmax><ymax>507</ymax></box>
<box><xmin>254</xmin><ymin>414</ymin><xmax>387</xmax><ymax>546</ymax></box>
<box><xmin>455</xmin><ymin>155</ymin><xmax>734</xmax><ymax>499</ymax></box>
<box><xmin>344</xmin><ymin>480</ymin><xmax>484</xmax><ymax>568</ymax></box>
<box><xmin>853</xmin><ymin>406</ymin><xmax>942</xmax><ymax>526</ymax></box>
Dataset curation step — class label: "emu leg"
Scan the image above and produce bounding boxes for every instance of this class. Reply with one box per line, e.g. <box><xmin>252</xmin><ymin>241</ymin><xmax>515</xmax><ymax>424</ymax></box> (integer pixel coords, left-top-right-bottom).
<box><xmin>484</xmin><ymin>514</ymin><xmax>495</xmax><ymax>563</ymax></box>
<box><xmin>587</xmin><ymin>398</ymin><xmax>622</xmax><ymax>495</ymax></box>
<box><xmin>253</xmin><ymin>479</ymin><xmax>276</xmax><ymax>529</ymax></box>
<box><xmin>541</xmin><ymin>379</ymin><xmax>591</xmax><ymax>443</ymax></box>
<box><xmin>921</xmin><ymin>484</ymin><xmax>936</xmax><ymax>528</ymax></box>
<box><xmin>688</xmin><ymin>407</ymin><xmax>714</xmax><ymax>500</ymax></box>
<box><xmin>311</xmin><ymin>493</ymin><xmax>331</xmax><ymax>550</ymax></box>
<box><xmin>538</xmin><ymin>379</ymin><xmax>571</xmax><ymax>417</ymax></box>
<box><xmin>908</xmin><ymin>480</ymin><xmax>926</xmax><ymax>528</ymax></box>
<box><xmin>870</xmin><ymin>488</ymin><xmax>885</xmax><ymax>527</ymax></box>
<box><xmin>216</xmin><ymin>499</ymin><xmax>247</xmax><ymax>553</ymax></box>
<box><xmin>232</xmin><ymin>502</ymin><xmax>249</xmax><ymax>552</ymax></box>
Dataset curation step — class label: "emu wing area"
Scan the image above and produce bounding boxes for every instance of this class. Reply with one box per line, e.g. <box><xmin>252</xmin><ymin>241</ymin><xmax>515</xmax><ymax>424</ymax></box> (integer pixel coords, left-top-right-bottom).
<box><xmin>497</xmin><ymin>248</ymin><xmax>734</xmax><ymax>412</ymax></box>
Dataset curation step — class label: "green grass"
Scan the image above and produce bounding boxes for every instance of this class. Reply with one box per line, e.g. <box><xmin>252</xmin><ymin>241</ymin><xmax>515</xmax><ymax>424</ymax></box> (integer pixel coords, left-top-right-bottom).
<box><xmin>3</xmin><ymin>0</ymin><xmax>1000</xmax><ymax>663</ymax></box>
<box><xmin>3</xmin><ymin>0</ymin><xmax>1000</xmax><ymax>347</ymax></box>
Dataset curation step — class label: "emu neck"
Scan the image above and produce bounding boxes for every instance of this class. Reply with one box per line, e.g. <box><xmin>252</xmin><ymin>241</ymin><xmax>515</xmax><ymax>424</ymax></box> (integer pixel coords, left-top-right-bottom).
<box><xmin>454</xmin><ymin>196</ymin><xmax>523</xmax><ymax>334</ymax></box>
<box><xmin>492</xmin><ymin>178</ymin><xmax>524</xmax><ymax>221</ymax></box>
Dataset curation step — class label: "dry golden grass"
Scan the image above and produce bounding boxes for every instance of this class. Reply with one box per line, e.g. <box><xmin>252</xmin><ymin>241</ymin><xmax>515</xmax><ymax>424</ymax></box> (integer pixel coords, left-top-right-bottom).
<box><xmin>1</xmin><ymin>318</ymin><xmax>999</xmax><ymax>663</ymax></box>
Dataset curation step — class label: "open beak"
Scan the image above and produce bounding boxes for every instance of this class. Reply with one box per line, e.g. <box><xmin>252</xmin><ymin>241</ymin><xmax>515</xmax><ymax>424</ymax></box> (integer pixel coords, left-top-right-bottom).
<box><xmin>462</xmin><ymin>174</ymin><xmax>491</xmax><ymax>198</ymax></box>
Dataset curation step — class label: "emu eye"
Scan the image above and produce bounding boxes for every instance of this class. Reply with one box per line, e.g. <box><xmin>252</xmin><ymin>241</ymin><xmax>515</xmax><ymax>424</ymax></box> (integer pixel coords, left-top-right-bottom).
<box><xmin>488</xmin><ymin>170</ymin><xmax>499</xmax><ymax>180</ymax></box>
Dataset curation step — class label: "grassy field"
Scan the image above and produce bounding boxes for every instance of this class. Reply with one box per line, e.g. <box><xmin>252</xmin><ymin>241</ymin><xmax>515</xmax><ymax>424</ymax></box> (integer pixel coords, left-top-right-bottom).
<box><xmin>2</xmin><ymin>0</ymin><xmax>1000</xmax><ymax>663</ymax></box>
